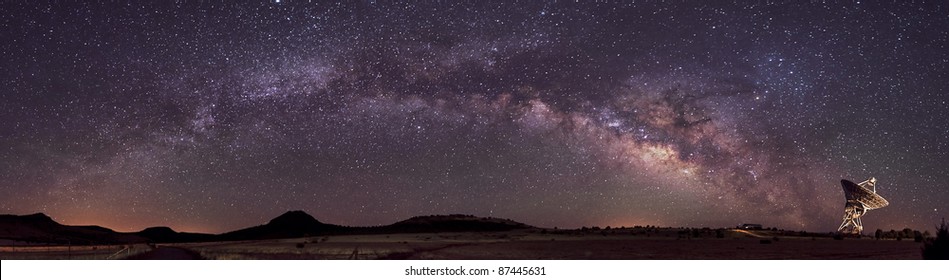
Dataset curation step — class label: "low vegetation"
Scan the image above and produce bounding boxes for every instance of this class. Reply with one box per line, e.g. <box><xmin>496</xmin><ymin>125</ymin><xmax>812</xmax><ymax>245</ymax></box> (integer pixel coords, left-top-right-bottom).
<box><xmin>921</xmin><ymin>219</ymin><xmax>949</xmax><ymax>260</ymax></box>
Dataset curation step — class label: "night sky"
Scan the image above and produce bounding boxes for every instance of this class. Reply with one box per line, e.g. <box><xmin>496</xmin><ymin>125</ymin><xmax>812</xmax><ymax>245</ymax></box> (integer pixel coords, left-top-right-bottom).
<box><xmin>1</xmin><ymin>1</ymin><xmax>947</xmax><ymax>234</ymax></box>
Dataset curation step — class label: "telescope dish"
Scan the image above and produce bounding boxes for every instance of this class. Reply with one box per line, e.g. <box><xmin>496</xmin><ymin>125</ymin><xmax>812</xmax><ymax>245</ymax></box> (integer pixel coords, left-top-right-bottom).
<box><xmin>837</xmin><ymin>177</ymin><xmax>889</xmax><ymax>235</ymax></box>
<box><xmin>841</xmin><ymin>179</ymin><xmax>889</xmax><ymax>210</ymax></box>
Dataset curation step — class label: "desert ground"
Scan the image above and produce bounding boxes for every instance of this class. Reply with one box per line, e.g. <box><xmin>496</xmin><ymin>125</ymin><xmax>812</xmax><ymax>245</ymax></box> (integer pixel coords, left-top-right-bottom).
<box><xmin>0</xmin><ymin>244</ymin><xmax>152</xmax><ymax>260</ymax></box>
<box><xmin>179</xmin><ymin>230</ymin><xmax>923</xmax><ymax>260</ymax></box>
<box><xmin>0</xmin><ymin>228</ymin><xmax>926</xmax><ymax>260</ymax></box>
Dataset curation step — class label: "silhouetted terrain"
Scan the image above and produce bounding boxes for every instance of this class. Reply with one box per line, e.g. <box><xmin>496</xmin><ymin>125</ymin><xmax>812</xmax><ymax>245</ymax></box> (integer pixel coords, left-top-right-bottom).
<box><xmin>136</xmin><ymin>227</ymin><xmax>216</xmax><ymax>244</ymax></box>
<box><xmin>218</xmin><ymin>211</ymin><xmax>347</xmax><ymax>241</ymax></box>
<box><xmin>384</xmin><ymin>214</ymin><xmax>530</xmax><ymax>233</ymax></box>
<box><xmin>219</xmin><ymin>212</ymin><xmax>533</xmax><ymax>240</ymax></box>
<box><xmin>1</xmin><ymin>212</ymin><xmax>935</xmax><ymax>260</ymax></box>
<box><xmin>0</xmin><ymin>213</ymin><xmax>146</xmax><ymax>245</ymax></box>
<box><xmin>0</xmin><ymin>211</ymin><xmax>534</xmax><ymax>245</ymax></box>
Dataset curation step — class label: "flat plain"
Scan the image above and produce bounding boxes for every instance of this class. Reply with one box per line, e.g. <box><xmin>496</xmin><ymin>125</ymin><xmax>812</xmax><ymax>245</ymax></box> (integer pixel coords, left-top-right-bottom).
<box><xmin>174</xmin><ymin>229</ymin><xmax>924</xmax><ymax>260</ymax></box>
<box><xmin>0</xmin><ymin>229</ymin><xmax>924</xmax><ymax>260</ymax></box>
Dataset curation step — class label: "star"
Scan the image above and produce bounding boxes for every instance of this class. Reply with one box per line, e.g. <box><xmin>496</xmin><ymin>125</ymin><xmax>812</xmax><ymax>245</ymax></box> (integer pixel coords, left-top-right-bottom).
<box><xmin>0</xmin><ymin>1</ymin><xmax>945</xmax><ymax>233</ymax></box>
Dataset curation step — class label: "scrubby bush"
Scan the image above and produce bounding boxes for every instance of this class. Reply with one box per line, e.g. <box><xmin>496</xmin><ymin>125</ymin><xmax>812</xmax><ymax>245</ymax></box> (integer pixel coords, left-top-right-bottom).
<box><xmin>921</xmin><ymin>219</ymin><xmax>949</xmax><ymax>260</ymax></box>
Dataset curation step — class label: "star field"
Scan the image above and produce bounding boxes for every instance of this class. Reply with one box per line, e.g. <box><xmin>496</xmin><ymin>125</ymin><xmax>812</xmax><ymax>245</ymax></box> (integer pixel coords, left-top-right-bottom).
<box><xmin>1</xmin><ymin>1</ymin><xmax>947</xmax><ymax>233</ymax></box>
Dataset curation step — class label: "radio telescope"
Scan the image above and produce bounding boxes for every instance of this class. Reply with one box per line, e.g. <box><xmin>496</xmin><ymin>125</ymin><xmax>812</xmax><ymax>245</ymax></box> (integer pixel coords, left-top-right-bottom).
<box><xmin>837</xmin><ymin>177</ymin><xmax>889</xmax><ymax>235</ymax></box>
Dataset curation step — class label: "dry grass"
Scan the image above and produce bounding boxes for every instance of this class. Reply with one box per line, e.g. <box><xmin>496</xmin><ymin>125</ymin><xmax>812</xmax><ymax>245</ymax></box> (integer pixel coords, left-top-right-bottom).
<box><xmin>177</xmin><ymin>233</ymin><xmax>498</xmax><ymax>260</ymax></box>
<box><xmin>0</xmin><ymin>229</ymin><xmax>925</xmax><ymax>259</ymax></box>
<box><xmin>172</xmin><ymin>229</ymin><xmax>923</xmax><ymax>260</ymax></box>
<box><xmin>0</xmin><ymin>244</ymin><xmax>152</xmax><ymax>260</ymax></box>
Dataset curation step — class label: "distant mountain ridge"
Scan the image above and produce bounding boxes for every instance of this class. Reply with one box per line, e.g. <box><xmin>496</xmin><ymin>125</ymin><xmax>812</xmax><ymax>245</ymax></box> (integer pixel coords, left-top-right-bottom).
<box><xmin>0</xmin><ymin>211</ymin><xmax>534</xmax><ymax>245</ymax></box>
<box><xmin>0</xmin><ymin>213</ymin><xmax>147</xmax><ymax>244</ymax></box>
<box><xmin>218</xmin><ymin>210</ymin><xmax>345</xmax><ymax>241</ymax></box>
<box><xmin>137</xmin><ymin>226</ymin><xmax>216</xmax><ymax>243</ymax></box>
<box><xmin>386</xmin><ymin>214</ymin><xmax>530</xmax><ymax>233</ymax></box>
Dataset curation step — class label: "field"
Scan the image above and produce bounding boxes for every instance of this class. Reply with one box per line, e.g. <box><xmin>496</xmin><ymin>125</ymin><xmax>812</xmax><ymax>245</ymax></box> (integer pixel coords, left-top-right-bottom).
<box><xmin>172</xmin><ymin>229</ymin><xmax>923</xmax><ymax>260</ymax></box>
<box><xmin>0</xmin><ymin>244</ymin><xmax>152</xmax><ymax>260</ymax></box>
<box><xmin>0</xmin><ymin>229</ymin><xmax>926</xmax><ymax>260</ymax></box>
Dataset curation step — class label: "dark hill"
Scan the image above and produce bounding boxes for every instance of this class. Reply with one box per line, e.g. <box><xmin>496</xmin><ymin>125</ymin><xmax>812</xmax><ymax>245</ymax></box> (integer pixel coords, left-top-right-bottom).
<box><xmin>139</xmin><ymin>226</ymin><xmax>177</xmax><ymax>237</ymax></box>
<box><xmin>0</xmin><ymin>211</ymin><xmax>535</xmax><ymax>244</ymax></box>
<box><xmin>218</xmin><ymin>211</ymin><xmax>345</xmax><ymax>240</ymax></box>
<box><xmin>136</xmin><ymin>227</ymin><xmax>216</xmax><ymax>243</ymax></box>
<box><xmin>11</xmin><ymin>213</ymin><xmax>58</xmax><ymax>225</ymax></box>
<box><xmin>217</xmin><ymin>212</ymin><xmax>533</xmax><ymax>239</ymax></box>
<box><xmin>383</xmin><ymin>214</ymin><xmax>532</xmax><ymax>233</ymax></box>
<box><xmin>0</xmin><ymin>213</ymin><xmax>147</xmax><ymax>245</ymax></box>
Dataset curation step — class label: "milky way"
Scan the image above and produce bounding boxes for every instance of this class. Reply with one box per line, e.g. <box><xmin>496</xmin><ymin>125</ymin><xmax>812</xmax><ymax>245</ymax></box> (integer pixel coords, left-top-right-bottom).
<box><xmin>1</xmin><ymin>1</ymin><xmax>947</xmax><ymax>233</ymax></box>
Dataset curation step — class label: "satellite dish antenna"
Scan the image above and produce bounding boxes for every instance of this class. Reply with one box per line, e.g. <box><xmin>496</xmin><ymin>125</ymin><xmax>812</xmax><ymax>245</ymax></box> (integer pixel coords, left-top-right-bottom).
<box><xmin>837</xmin><ymin>177</ymin><xmax>889</xmax><ymax>234</ymax></box>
